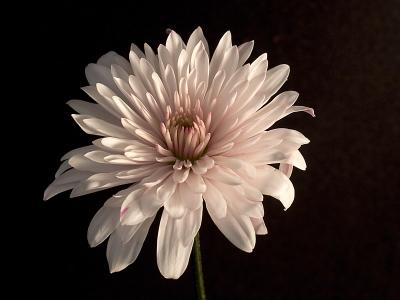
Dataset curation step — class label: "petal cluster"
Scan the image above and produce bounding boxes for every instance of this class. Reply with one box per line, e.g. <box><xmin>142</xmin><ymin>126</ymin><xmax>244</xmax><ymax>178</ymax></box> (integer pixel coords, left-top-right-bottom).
<box><xmin>44</xmin><ymin>27</ymin><xmax>314</xmax><ymax>279</ymax></box>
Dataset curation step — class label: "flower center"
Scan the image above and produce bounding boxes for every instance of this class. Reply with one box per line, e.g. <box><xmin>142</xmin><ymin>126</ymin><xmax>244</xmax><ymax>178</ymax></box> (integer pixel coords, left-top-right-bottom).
<box><xmin>169</xmin><ymin>111</ymin><xmax>194</xmax><ymax>128</ymax></box>
<box><xmin>161</xmin><ymin>104</ymin><xmax>211</xmax><ymax>162</ymax></box>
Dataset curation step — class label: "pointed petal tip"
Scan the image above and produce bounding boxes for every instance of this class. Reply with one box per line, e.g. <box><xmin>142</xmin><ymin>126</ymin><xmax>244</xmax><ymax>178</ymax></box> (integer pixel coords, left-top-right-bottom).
<box><xmin>88</xmin><ymin>241</ymin><xmax>97</xmax><ymax>248</ymax></box>
<box><xmin>43</xmin><ymin>192</ymin><xmax>51</xmax><ymax>201</ymax></box>
<box><xmin>242</xmin><ymin>245</ymin><xmax>254</xmax><ymax>253</ymax></box>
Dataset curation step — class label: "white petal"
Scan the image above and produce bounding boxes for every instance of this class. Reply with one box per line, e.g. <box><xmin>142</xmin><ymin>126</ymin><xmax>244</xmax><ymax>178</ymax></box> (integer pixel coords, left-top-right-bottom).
<box><xmin>68</xmin><ymin>155</ymin><xmax>126</xmax><ymax>173</ymax></box>
<box><xmin>97</xmin><ymin>51</ymin><xmax>131</xmax><ymax>74</ymax></box>
<box><xmin>156</xmin><ymin>175</ymin><xmax>177</xmax><ymax>204</ymax></box>
<box><xmin>95</xmin><ymin>137</ymin><xmax>136</xmax><ymax>152</ymax></box>
<box><xmin>70</xmin><ymin>173</ymin><xmax>131</xmax><ymax>198</ymax></box>
<box><xmin>107</xmin><ymin>216</ymin><xmax>155</xmax><ymax>273</ymax></box>
<box><xmin>251</xmin><ymin>91</ymin><xmax>299</xmax><ymax>132</ymax></box>
<box><xmin>209</xmin><ymin>208</ymin><xmax>255</xmax><ymax>253</ymax></box>
<box><xmin>85</xmin><ymin>63</ymin><xmax>117</xmax><ymax>91</ymax></box>
<box><xmin>164</xmin><ymin>188</ymin><xmax>186</xmax><ymax>219</ymax></box>
<box><xmin>279</xmin><ymin>163</ymin><xmax>293</xmax><ymax>178</ymax></box>
<box><xmin>61</xmin><ymin>145</ymin><xmax>97</xmax><ymax>161</ymax></box>
<box><xmin>251</xmin><ymin>165</ymin><xmax>295</xmax><ymax>210</ymax></box>
<box><xmin>43</xmin><ymin>181</ymin><xmax>77</xmax><ymax>201</ymax></box>
<box><xmin>44</xmin><ymin>169</ymin><xmax>91</xmax><ymax>200</ymax></box>
<box><xmin>185</xmin><ymin>172</ymin><xmax>206</xmax><ymax>193</ymax></box>
<box><xmin>238</xmin><ymin>40</ymin><xmax>254</xmax><ymax>66</ymax></box>
<box><xmin>72</xmin><ymin>114</ymin><xmax>130</xmax><ymax>138</ymax></box>
<box><xmin>81</xmin><ymin>86</ymin><xmax>121</xmax><ymax>119</ymax></box>
<box><xmin>116</xmin><ymin>223</ymin><xmax>141</xmax><ymax>244</ymax></box>
<box><xmin>258</xmin><ymin>64</ymin><xmax>290</xmax><ymax>107</ymax></box>
<box><xmin>157</xmin><ymin>209</ymin><xmax>195</xmax><ymax>279</ymax></box>
<box><xmin>87</xmin><ymin>205</ymin><xmax>120</xmax><ymax>247</ymax></box>
<box><xmin>178</xmin><ymin>182</ymin><xmax>203</xmax><ymax>210</ymax></box>
<box><xmin>186</xmin><ymin>26</ymin><xmax>209</xmax><ymax>57</ymax></box>
<box><xmin>67</xmin><ymin>100</ymin><xmax>119</xmax><ymax>124</ymax></box>
<box><xmin>205</xmin><ymin>165</ymin><xmax>241</xmax><ymax>185</ymax></box>
<box><xmin>251</xmin><ymin>217</ymin><xmax>268</xmax><ymax>235</ymax></box>
<box><xmin>284</xmin><ymin>150</ymin><xmax>307</xmax><ymax>170</ymax></box>
<box><xmin>172</xmin><ymin>168</ymin><xmax>190</xmax><ymax>183</ymax></box>
<box><xmin>192</xmin><ymin>41</ymin><xmax>209</xmax><ymax>88</ymax></box>
<box><xmin>203</xmin><ymin>179</ymin><xmax>227</xmax><ymax>218</ymax></box>
<box><xmin>283</xmin><ymin>105</ymin><xmax>315</xmax><ymax>118</ymax></box>
<box><xmin>54</xmin><ymin>160</ymin><xmax>71</xmax><ymax>178</ymax></box>
<box><xmin>181</xmin><ymin>206</ymin><xmax>203</xmax><ymax>246</ymax></box>
<box><xmin>209</xmin><ymin>31</ymin><xmax>232</xmax><ymax>81</ymax></box>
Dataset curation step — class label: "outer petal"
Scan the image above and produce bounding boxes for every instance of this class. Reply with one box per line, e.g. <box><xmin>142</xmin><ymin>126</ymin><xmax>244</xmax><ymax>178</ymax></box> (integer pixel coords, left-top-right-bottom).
<box><xmin>157</xmin><ymin>209</ymin><xmax>200</xmax><ymax>279</ymax></box>
<box><xmin>203</xmin><ymin>179</ymin><xmax>227</xmax><ymax>218</ymax></box>
<box><xmin>251</xmin><ymin>165</ymin><xmax>295</xmax><ymax>210</ymax></box>
<box><xmin>87</xmin><ymin>204</ymin><xmax>121</xmax><ymax>247</ymax></box>
<box><xmin>209</xmin><ymin>207</ymin><xmax>255</xmax><ymax>253</ymax></box>
<box><xmin>107</xmin><ymin>215</ymin><xmax>155</xmax><ymax>273</ymax></box>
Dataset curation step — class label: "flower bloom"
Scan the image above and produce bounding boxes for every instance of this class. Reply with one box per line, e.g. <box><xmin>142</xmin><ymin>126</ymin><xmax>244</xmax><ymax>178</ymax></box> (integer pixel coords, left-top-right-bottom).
<box><xmin>44</xmin><ymin>27</ymin><xmax>314</xmax><ymax>279</ymax></box>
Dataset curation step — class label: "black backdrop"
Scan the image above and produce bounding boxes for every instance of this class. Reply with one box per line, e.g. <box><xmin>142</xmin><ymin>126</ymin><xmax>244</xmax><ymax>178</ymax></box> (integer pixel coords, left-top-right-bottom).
<box><xmin>24</xmin><ymin>0</ymin><xmax>399</xmax><ymax>299</ymax></box>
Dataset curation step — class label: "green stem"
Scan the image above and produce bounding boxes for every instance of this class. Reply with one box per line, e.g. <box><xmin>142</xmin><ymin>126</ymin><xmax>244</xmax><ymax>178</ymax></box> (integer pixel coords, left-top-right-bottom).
<box><xmin>193</xmin><ymin>233</ymin><xmax>207</xmax><ymax>300</ymax></box>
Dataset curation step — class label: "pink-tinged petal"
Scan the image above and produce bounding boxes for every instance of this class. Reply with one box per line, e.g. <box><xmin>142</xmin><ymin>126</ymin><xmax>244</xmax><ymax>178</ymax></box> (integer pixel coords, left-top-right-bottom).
<box><xmin>141</xmin><ymin>166</ymin><xmax>172</xmax><ymax>187</ymax></box>
<box><xmin>205</xmin><ymin>165</ymin><xmax>241</xmax><ymax>185</ymax></box>
<box><xmin>185</xmin><ymin>172</ymin><xmax>207</xmax><ymax>193</ymax></box>
<box><xmin>213</xmin><ymin>182</ymin><xmax>263</xmax><ymax>218</ymax></box>
<box><xmin>251</xmin><ymin>91</ymin><xmax>299</xmax><ymax>132</ymax></box>
<box><xmin>156</xmin><ymin>209</ymin><xmax>195</xmax><ymax>279</ymax></box>
<box><xmin>279</xmin><ymin>163</ymin><xmax>293</xmax><ymax>178</ymax></box>
<box><xmin>259</xmin><ymin>64</ymin><xmax>290</xmax><ymax>105</ymax></box>
<box><xmin>120</xmin><ymin>188</ymin><xmax>147</xmax><ymax>226</ymax></box>
<box><xmin>164</xmin><ymin>189</ymin><xmax>186</xmax><ymax>219</ymax></box>
<box><xmin>251</xmin><ymin>165</ymin><xmax>295</xmax><ymax>210</ymax></box>
<box><xmin>203</xmin><ymin>179</ymin><xmax>227</xmax><ymax>219</ymax></box>
<box><xmin>251</xmin><ymin>217</ymin><xmax>268</xmax><ymax>235</ymax></box>
<box><xmin>107</xmin><ymin>216</ymin><xmax>155</xmax><ymax>273</ymax></box>
<box><xmin>137</xmin><ymin>187</ymin><xmax>165</xmax><ymax>218</ymax></box>
<box><xmin>115</xmin><ymin>165</ymin><xmax>158</xmax><ymax>180</ymax></box>
<box><xmin>283</xmin><ymin>105</ymin><xmax>315</xmax><ymax>118</ymax></box>
<box><xmin>284</xmin><ymin>150</ymin><xmax>307</xmax><ymax>170</ymax></box>
<box><xmin>178</xmin><ymin>183</ymin><xmax>203</xmax><ymax>210</ymax></box>
<box><xmin>172</xmin><ymin>168</ymin><xmax>190</xmax><ymax>183</ymax></box>
<box><xmin>181</xmin><ymin>206</ymin><xmax>203</xmax><ymax>246</ymax></box>
<box><xmin>209</xmin><ymin>207</ymin><xmax>255</xmax><ymax>253</ymax></box>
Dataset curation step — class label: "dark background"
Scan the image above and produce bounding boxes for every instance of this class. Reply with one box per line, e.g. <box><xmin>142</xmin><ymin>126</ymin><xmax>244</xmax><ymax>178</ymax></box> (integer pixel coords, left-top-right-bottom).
<box><xmin>23</xmin><ymin>0</ymin><xmax>400</xmax><ymax>299</ymax></box>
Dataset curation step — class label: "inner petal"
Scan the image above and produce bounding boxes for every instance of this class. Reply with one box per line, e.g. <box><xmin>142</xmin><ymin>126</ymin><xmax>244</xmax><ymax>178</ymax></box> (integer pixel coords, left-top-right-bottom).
<box><xmin>161</xmin><ymin>104</ymin><xmax>211</xmax><ymax>162</ymax></box>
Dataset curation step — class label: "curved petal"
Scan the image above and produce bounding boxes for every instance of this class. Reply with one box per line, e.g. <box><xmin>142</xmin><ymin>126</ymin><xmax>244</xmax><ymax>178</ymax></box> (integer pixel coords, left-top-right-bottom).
<box><xmin>250</xmin><ymin>165</ymin><xmax>295</xmax><ymax>210</ymax></box>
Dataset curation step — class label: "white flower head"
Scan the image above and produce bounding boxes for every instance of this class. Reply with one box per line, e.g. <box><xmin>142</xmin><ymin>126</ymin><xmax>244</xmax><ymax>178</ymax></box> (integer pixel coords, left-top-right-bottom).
<box><xmin>44</xmin><ymin>27</ymin><xmax>314</xmax><ymax>279</ymax></box>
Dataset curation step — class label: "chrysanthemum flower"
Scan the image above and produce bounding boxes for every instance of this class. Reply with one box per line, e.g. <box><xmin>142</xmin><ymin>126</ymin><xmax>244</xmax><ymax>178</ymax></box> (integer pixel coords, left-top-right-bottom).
<box><xmin>44</xmin><ymin>27</ymin><xmax>314</xmax><ymax>279</ymax></box>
